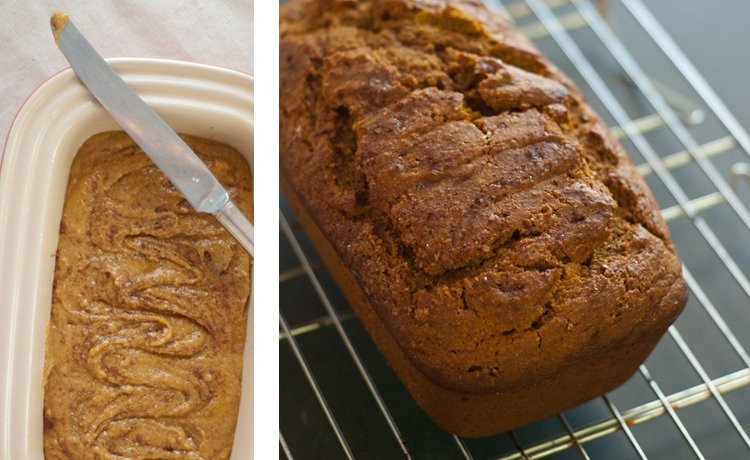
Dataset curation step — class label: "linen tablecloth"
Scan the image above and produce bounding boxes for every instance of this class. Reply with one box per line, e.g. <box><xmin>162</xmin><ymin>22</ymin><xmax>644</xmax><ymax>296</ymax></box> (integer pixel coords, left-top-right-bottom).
<box><xmin>1</xmin><ymin>0</ymin><xmax>253</xmax><ymax>144</ymax></box>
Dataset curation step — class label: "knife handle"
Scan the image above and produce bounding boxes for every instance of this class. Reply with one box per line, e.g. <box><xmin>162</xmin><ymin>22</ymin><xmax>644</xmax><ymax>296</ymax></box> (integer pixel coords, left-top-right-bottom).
<box><xmin>215</xmin><ymin>200</ymin><xmax>254</xmax><ymax>257</ymax></box>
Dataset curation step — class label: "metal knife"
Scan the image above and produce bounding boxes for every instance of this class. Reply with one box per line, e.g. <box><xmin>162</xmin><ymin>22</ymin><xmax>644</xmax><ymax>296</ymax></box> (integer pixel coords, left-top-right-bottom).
<box><xmin>51</xmin><ymin>13</ymin><xmax>254</xmax><ymax>257</ymax></box>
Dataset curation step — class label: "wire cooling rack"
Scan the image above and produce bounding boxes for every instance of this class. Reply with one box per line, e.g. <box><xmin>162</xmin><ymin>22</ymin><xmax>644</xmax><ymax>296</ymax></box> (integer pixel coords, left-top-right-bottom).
<box><xmin>280</xmin><ymin>0</ymin><xmax>750</xmax><ymax>458</ymax></box>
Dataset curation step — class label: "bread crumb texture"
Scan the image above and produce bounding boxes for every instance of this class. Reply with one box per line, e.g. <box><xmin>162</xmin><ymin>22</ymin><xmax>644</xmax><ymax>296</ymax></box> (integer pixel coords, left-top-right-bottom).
<box><xmin>280</xmin><ymin>0</ymin><xmax>687</xmax><ymax>394</ymax></box>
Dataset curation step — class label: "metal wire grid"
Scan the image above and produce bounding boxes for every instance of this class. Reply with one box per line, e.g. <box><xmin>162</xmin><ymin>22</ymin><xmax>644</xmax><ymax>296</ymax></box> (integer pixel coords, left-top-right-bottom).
<box><xmin>279</xmin><ymin>0</ymin><xmax>750</xmax><ymax>458</ymax></box>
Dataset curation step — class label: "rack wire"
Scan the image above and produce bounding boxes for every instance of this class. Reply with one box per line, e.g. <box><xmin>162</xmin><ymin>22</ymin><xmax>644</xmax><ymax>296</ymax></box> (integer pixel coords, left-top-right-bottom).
<box><xmin>280</xmin><ymin>0</ymin><xmax>750</xmax><ymax>458</ymax></box>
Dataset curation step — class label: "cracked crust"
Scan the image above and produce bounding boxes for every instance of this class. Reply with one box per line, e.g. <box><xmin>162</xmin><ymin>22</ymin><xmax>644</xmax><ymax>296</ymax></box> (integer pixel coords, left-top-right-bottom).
<box><xmin>280</xmin><ymin>0</ymin><xmax>687</xmax><ymax>408</ymax></box>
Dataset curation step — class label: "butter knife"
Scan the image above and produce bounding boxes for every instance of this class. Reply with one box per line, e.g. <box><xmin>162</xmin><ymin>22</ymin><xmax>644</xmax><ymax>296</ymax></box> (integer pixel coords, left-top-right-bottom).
<box><xmin>51</xmin><ymin>13</ymin><xmax>254</xmax><ymax>257</ymax></box>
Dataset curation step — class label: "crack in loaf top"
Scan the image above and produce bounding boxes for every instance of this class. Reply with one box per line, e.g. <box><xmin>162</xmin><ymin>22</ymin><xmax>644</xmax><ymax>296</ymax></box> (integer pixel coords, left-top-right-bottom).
<box><xmin>280</xmin><ymin>0</ymin><xmax>686</xmax><ymax>394</ymax></box>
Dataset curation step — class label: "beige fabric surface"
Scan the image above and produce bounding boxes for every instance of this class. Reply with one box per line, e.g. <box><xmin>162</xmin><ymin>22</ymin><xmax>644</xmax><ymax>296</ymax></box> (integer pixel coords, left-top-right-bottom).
<box><xmin>1</xmin><ymin>0</ymin><xmax>253</xmax><ymax>146</ymax></box>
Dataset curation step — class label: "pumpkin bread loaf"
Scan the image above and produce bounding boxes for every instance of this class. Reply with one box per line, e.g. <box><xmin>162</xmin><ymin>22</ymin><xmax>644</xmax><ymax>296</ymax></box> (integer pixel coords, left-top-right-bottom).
<box><xmin>280</xmin><ymin>0</ymin><xmax>687</xmax><ymax>436</ymax></box>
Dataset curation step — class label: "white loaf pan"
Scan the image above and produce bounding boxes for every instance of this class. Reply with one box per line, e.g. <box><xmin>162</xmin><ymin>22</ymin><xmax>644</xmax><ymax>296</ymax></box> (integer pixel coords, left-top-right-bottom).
<box><xmin>0</xmin><ymin>58</ymin><xmax>253</xmax><ymax>459</ymax></box>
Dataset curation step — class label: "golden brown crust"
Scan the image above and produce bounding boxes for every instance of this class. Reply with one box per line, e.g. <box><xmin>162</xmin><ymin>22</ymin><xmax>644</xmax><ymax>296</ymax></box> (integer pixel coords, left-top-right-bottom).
<box><xmin>43</xmin><ymin>132</ymin><xmax>252</xmax><ymax>459</ymax></box>
<box><xmin>280</xmin><ymin>0</ymin><xmax>686</xmax><ymax>401</ymax></box>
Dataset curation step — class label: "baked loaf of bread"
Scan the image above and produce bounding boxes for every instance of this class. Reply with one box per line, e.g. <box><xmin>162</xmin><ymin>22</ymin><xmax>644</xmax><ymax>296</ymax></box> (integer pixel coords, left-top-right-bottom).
<box><xmin>280</xmin><ymin>0</ymin><xmax>687</xmax><ymax>437</ymax></box>
<box><xmin>43</xmin><ymin>132</ymin><xmax>252</xmax><ymax>458</ymax></box>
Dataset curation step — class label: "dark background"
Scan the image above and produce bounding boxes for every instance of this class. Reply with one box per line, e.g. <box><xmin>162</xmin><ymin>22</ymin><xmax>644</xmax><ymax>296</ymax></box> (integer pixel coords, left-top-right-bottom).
<box><xmin>651</xmin><ymin>0</ymin><xmax>750</xmax><ymax>127</ymax></box>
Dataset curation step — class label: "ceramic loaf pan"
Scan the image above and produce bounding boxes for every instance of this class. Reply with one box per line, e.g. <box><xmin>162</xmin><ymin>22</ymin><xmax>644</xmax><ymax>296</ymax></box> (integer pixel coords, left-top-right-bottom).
<box><xmin>0</xmin><ymin>58</ymin><xmax>253</xmax><ymax>460</ymax></box>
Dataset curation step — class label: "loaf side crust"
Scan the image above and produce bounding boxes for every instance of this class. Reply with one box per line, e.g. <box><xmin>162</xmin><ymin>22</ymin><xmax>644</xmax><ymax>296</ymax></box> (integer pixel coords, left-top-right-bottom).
<box><xmin>280</xmin><ymin>0</ymin><xmax>687</xmax><ymax>395</ymax></box>
<box><xmin>283</xmin><ymin>172</ymin><xmax>684</xmax><ymax>436</ymax></box>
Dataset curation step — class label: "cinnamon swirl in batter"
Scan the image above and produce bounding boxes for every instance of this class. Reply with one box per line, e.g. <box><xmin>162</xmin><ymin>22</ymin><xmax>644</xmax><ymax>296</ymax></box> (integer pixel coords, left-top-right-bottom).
<box><xmin>43</xmin><ymin>131</ymin><xmax>252</xmax><ymax>459</ymax></box>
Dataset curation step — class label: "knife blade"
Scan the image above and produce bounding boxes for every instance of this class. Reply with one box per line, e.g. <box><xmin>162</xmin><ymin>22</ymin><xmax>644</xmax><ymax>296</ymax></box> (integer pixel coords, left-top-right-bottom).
<box><xmin>51</xmin><ymin>13</ymin><xmax>254</xmax><ymax>257</ymax></box>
